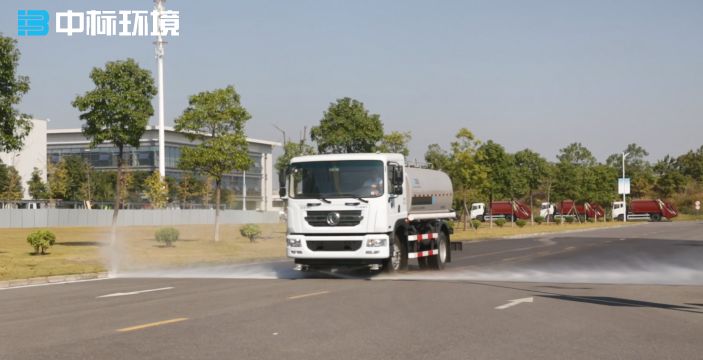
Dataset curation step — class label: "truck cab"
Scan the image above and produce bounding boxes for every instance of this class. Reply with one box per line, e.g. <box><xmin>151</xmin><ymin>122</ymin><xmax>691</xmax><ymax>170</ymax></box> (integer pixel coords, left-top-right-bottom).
<box><xmin>540</xmin><ymin>202</ymin><xmax>555</xmax><ymax>220</ymax></box>
<box><xmin>281</xmin><ymin>153</ymin><xmax>456</xmax><ymax>272</ymax></box>
<box><xmin>469</xmin><ymin>203</ymin><xmax>485</xmax><ymax>220</ymax></box>
<box><xmin>612</xmin><ymin>201</ymin><xmax>626</xmax><ymax>221</ymax></box>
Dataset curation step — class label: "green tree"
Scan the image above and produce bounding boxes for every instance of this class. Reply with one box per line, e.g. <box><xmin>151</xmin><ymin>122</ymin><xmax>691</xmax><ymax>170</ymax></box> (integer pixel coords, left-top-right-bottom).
<box><xmin>1</xmin><ymin>165</ymin><xmax>23</xmax><ymax>200</ymax></box>
<box><xmin>72</xmin><ymin>58</ymin><xmax>156</xmax><ymax>251</ymax></box>
<box><xmin>275</xmin><ymin>140</ymin><xmax>316</xmax><ymax>172</ymax></box>
<box><xmin>144</xmin><ymin>171</ymin><xmax>168</xmax><ymax>208</ymax></box>
<box><xmin>61</xmin><ymin>156</ymin><xmax>91</xmax><ymax>202</ymax></box>
<box><xmin>27</xmin><ymin>167</ymin><xmax>48</xmax><ymax>200</ymax></box>
<box><xmin>557</xmin><ymin>142</ymin><xmax>597</xmax><ymax>167</ymax></box>
<box><xmin>653</xmin><ymin>155</ymin><xmax>687</xmax><ymax>198</ymax></box>
<box><xmin>177</xmin><ymin>173</ymin><xmax>204</xmax><ymax>206</ymax></box>
<box><xmin>310</xmin><ymin>97</ymin><xmax>383</xmax><ymax>153</ymax></box>
<box><xmin>514</xmin><ymin>149</ymin><xmax>549</xmax><ymax>223</ymax></box>
<box><xmin>446</xmin><ymin>128</ymin><xmax>486</xmax><ymax>229</ymax></box>
<box><xmin>582</xmin><ymin>164</ymin><xmax>618</xmax><ymax>206</ymax></box>
<box><xmin>377</xmin><ymin>131</ymin><xmax>412</xmax><ymax>157</ymax></box>
<box><xmin>424</xmin><ymin>143</ymin><xmax>450</xmax><ymax>170</ymax></box>
<box><xmin>0</xmin><ymin>35</ymin><xmax>32</xmax><ymax>152</ymax></box>
<box><xmin>477</xmin><ymin>140</ymin><xmax>515</xmax><ymax>201</ymax></box>
<box><xmin>174</xmin><ymin>85</ymin><xmax>253</xmax><ymax>241</ymax></box>
<box><xmin>553</xmin><ymin>143</ymin><xmax>597</xmax><ymax>202</ymax></box>
<box><xmin>47</xmin><ymin>161</ymin><xmax>69</xmax><ymax>200</ymax></box>
<box><xmin>606</xmin><ymin>143</ymin><xmax>654</xmax><ymax>198</ymax></box>
<box><xmin>676</xmin><ymin>146</ymin><xmax>703</xmax><ymax>181</ymax></box>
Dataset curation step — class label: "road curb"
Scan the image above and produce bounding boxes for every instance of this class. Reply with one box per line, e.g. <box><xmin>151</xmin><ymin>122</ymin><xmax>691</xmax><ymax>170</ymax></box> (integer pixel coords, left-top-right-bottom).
<box><xmin>0</xmin><ymin>272</ymin><xmax>109</xmax><ymax>289</ymax></box>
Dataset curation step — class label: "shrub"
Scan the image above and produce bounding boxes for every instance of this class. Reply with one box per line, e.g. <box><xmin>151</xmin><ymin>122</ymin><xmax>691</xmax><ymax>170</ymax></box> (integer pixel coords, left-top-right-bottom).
<box><xmin>240</xmin><ymin>224</ymin><xmax>262</xmax><ymax>243</ymax></box>
<box><xmin>495</xmin><ymin>218</ymin><xmax>506</xmax><ymax>228</ymax></box>
<box><xmin>470</xmin><ymin>219</ymin><xmax>481</xmax><ymax>229</ymax></box>
<box><xmin>155</xmin><ymin>227</ymin><xmax>179</xmax><ymax>247</ymax></box>
<box><xmin>534</xmin><ymin>216</ymin><xmax>545</xmax><ymax>224</ymax></box>
<box><xmin>564</xmin><ymin>216</ymin><xmax>575</xmax><ymax>224</ymax></box>
<box><xmin>27</xmin><ymin>230</ymin><xmax>56</xmax><ymax>255</ymax></box>
<box><xmin>516</xmin><ymin>219</ymin><xmax>527</xmax><ymax>228</ymax></box>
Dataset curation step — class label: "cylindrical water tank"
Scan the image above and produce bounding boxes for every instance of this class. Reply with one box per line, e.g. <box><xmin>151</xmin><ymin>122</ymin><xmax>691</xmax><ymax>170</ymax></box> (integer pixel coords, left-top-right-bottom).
<box><xmin>406</xmin><ymin>167</ymin><xmax>454</xmax><ymax>215</ymax></box>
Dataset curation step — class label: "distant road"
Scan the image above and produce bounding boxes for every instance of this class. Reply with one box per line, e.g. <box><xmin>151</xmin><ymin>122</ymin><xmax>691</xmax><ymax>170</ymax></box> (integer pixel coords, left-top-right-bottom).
<box><xmin>1</xmin><ymin>221</ymin><xmax>701</xmax><ymax>360</ymax></box>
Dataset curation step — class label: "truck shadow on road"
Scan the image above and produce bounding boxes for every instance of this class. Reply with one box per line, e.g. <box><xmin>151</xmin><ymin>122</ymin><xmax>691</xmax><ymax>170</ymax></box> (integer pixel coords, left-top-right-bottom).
<box><xmin>537</xmin><ymin>295</ymin><xmax>703</xmax><ymax>314</ymax></box>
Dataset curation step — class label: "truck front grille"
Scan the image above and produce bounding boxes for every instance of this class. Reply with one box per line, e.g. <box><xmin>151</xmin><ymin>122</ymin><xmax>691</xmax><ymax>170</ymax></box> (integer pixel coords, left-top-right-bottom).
<box><xmin>306</xmin><ymin>241</ymin><xmax>363</xmax><ymax>251</ymax></box>
<box><xmin>305</xmin><ymin>210</ymin><xmax>363</xmax><ymax>227</ymax></box>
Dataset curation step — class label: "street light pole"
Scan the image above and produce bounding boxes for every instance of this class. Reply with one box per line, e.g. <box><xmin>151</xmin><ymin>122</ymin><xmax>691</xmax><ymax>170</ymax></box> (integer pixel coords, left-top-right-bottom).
<box><xmin>622</xmin><ymin>152</ymin><xmax>629</xmax><ymax>222</ymax></box>
<box><xmin>155</xmin><ymin>0</ymin><xmax>167</xmax><ymax>179</ymax></box>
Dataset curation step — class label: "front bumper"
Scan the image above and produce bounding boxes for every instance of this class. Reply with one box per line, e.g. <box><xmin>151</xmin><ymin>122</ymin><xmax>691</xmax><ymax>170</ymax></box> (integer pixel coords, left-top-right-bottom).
<box><xmin>286</xmin><ymin>233</ymin><xmax>390</xmax><ymax>259</ymax></box>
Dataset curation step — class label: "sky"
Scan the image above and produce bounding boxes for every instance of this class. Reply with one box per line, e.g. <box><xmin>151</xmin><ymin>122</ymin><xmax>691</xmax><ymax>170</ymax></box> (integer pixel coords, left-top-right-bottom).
<box><xmin>2</xmin><ymin>0</ymin><xmax>702</xmax><ymax>163</ymax></box>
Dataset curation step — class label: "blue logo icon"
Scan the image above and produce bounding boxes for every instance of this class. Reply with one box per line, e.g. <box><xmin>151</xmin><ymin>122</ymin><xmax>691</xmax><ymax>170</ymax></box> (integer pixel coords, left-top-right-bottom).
<box><xmin>18</xmin><ymin>10</ymin><xmax>50</xmax><ymax>36</ymax></box>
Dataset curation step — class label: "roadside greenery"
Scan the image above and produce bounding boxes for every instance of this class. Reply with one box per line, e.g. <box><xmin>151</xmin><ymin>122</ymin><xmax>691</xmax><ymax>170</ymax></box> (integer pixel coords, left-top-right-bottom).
<box><xmin>26</xmin><ymin>230</ymin><xmax>56</xmax><ymax>255</ymax></box>
<box><xmin>155</xmin><ymin>227</ymin><xmax>179</xmax><ymax>247</ymax></box>
<box><xmin>0</xmin><ymin>35</ymin><xmax>32</xmax><ymax>153</ymax></box>
<box><xmin>240</xmin><ymin>224</ymin><xmax>262</xmax><ymax>243</ymax></box>
<box><xmin>72</xmin><ymin>58</ymin><xmax>157</xmax><ymax>243</ymax></box>
<box><xmin>174</xmin><ymin>85</ymin><xmax>253</xmax><ymax>242</ymax></box>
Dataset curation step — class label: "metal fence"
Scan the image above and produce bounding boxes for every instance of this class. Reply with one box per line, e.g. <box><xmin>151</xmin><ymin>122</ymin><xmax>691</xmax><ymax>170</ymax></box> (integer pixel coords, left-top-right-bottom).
<box><xmin>0</xmin><ymin>209</ymin><xmax>281</xmax><ymax>228</ymax></box>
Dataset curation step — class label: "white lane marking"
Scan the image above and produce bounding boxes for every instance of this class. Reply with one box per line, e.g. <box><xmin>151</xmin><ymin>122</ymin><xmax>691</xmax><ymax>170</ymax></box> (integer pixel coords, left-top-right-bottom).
<box><xmin>97</xmin><ymin>287</ymin><xmax>174</xmax><ymax>298</ymax></box>
<box><xmin>288</xmin><ymin>290</ymin><xmax>330</xmax><ymax>300</ymax></box>
<box><xmin>0</xmin><ymin>277</ymin><xmax>111</xmax><ymax>291</ymax></box>
<box><xmin>495</xmin><ymin>297</ymin><xmax>534</xmax><ymax>310</ymax></box>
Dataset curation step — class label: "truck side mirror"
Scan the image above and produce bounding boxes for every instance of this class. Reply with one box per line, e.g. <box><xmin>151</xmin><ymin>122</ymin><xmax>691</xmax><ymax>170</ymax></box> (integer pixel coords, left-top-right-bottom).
<box><xmin>278</xmin><ymin>168</ymin><xmax>288</xmax><ymax>198</ymax></box>
<box><xmin>393</xmin><ymin>166</ymin><xmax>403</xmax><ymax>195</ymax></box>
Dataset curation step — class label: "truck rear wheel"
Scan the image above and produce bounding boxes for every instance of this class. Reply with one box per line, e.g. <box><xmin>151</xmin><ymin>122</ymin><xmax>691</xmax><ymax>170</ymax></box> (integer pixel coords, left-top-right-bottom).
<box><xmin>384</xmin><ymin>233</ymin><xmax>407</xmax><ymax>273</ymax></box>
<box><xmin>428</xmin><ymin>232</ymin><xmax>448</xmax><ymax>270</ymax></box>
<box><xmin>651</xmin><ymin>213</ymin><xmax>662</xmax><ymax>222</ymax></box>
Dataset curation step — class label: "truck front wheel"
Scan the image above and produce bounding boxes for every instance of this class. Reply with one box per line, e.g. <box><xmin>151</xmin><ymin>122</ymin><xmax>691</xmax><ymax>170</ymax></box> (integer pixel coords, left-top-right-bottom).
<box><xmin>384</xmin><ymin>233</ymin><xmax>408</xmax><ymax>273</ymax></box>
<box><xmin>428</xmin><ymin>232</ymin><xmax>448</xmax><ymax>270</ymax></box>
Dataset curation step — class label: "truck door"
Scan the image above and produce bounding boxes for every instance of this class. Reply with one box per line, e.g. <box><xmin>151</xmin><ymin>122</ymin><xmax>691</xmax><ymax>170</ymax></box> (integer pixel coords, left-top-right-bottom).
<box><xmin>387</xmin><ymin>163</ymin><xmax>407</xmax><ymax>223</ymax></box>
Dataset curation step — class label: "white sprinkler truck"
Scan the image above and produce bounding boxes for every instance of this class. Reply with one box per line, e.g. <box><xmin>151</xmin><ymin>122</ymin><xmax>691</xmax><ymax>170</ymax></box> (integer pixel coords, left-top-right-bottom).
<box><xmin>281</xmin><ymin>153</ymin><xmax>460</xmax><ymax>272</ymax></box>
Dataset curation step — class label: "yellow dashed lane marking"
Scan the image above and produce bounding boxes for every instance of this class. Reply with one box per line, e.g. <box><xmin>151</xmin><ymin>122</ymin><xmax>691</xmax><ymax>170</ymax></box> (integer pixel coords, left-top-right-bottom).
<box><xmin>288</xmin><ymin>290</ymin><xmax>330</xmax><ymax>300</ymax></box>
<box><xmin>117</xmin><ymin>318</ymin><xmax>189</xmax><ymax>332</ymax></box>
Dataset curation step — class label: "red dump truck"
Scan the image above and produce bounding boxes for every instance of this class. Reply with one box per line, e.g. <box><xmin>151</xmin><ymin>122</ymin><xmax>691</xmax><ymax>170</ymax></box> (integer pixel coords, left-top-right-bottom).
<box><xmin>470</xmin><ymin>200</ymin><xmax>531</xmax><ymax>221</ymax></box>
<box><xmin>612</xmin><ymin>199</ymin><xmax>678</xmax><ymax>221</ymax></box>
<box><xmin>555</xmin><ymin>200</ymin><xmax>605</xmax><ymax>220</ymax></box>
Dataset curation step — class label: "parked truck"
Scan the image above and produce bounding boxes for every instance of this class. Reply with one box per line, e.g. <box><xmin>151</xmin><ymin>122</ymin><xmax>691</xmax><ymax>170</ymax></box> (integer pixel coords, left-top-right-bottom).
<box><xmin>540</xmin><ymin>202</ymin><xmax>555</xmax><ymax>220</ymax></box>
<box><xmin>281</xmin><ymin>153</ymin><xmax>459</xmax><ymax>272</ymax></box>
<box><xmin>469</xmin><ymin>200</ymin><xmax>531</xmax><ymax>222</ymax></box>
<box><xmin>612</xmin><ymin>199</ymin><xmax>677</xmax><ymax>221</ymax></box>
<box><xmin>553</xmin><ymin>200</ymin><xmax>605</xmax><ymax>221</ymax></box>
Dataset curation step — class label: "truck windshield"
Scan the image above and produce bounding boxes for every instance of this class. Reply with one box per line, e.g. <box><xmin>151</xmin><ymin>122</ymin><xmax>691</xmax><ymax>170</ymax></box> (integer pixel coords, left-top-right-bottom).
<box><xmin>289</xmin><ymin>160</ymin><xmax>384</xmax><ymax>199</ymax></box>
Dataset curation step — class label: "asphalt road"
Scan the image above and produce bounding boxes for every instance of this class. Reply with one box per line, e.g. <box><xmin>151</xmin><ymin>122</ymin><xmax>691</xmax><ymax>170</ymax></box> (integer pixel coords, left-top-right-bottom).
<box><xmin>1</xmin><ymin>221</ymin><xmax>702</xmax><ymax>360</ymax></box>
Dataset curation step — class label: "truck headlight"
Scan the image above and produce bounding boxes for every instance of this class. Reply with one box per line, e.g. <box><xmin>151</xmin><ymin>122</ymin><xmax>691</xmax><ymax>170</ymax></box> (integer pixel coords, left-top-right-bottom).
<box><xmin>287</xmin><ymin>238</ymin><xmax>302</xmax><ymax>248</ymax></box>
<box><xmin>366</xmin><ymin>238</ymin><xmax>387</xmax><ymax>247</ymax></box>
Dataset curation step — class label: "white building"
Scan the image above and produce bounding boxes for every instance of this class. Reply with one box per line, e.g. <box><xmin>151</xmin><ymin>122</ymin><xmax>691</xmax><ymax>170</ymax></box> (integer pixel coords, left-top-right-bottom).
<box><xmin>47</xmin><ymin>127</ymin><xmax>280</xmax><ymax>210</ymax></box>
<box><xmin>0</xmin><ymin>119</ymin><xmax>47</xmax><ymax>200</ymax></box>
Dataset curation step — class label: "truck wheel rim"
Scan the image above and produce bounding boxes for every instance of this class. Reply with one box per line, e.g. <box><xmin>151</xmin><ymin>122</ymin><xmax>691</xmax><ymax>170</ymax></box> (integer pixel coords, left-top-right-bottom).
<box><xmin>439</xmin><ymin>237</ymin><xmax>447</xmax><ymax>263</ymax></box>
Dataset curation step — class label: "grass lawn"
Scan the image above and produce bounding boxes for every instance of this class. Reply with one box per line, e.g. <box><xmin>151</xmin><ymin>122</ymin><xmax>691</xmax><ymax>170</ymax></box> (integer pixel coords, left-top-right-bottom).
<box><xmin>0</xmin><ymin>216</ymin><xmax>684</xmax><ymax>281</ymax></box>
<box><xmin>451</xmin><ymin>220</ymin><xmax>640</xmax><ymax>242</ymax></box>
<box><xmin>0</xmin><ymin>223</ymin><xmax>287</xmax><ymax>281</ymax></box>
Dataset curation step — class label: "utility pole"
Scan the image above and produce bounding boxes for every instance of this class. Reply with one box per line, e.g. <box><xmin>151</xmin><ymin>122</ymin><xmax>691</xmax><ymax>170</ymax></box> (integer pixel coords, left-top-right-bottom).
<box><xmin>155</xmin><ymin>0</ymin><xmax>167</xmax><ymax>179</ymax></box>
<box><xmin>272</xmin><ymin>124</ymin><xmax>286</xmax><ymax>146</ymax></box>
<box><xmin>622</xmin><ymin>152</ymin><xmax>629</xmax><ymax>223</ymax></box>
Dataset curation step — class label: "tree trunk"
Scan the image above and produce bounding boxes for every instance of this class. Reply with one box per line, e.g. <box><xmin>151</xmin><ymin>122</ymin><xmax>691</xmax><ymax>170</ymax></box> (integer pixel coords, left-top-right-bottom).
<box><xmin>489</xmin><ymin>190</ymin><xmax>493</xmax><ymax>229</ymax></box>
<box><xmin>110</xmin><ymin>146</ymin><xmax>123</xmax><ymax>274</ymax></box>
<box><xmin>214</xmin><ymin>179</ymin><xmax>221</xmax><ymax>242</ymax></box>
<box><xmin>530</xmin><ymin>190</ymin><xmax>534</xmax><ymax>226</ymax></box>
<box><xmin>462</xmin><ymin>191</ymin><xmax>467</xmax><ymax>231</ymax></box>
